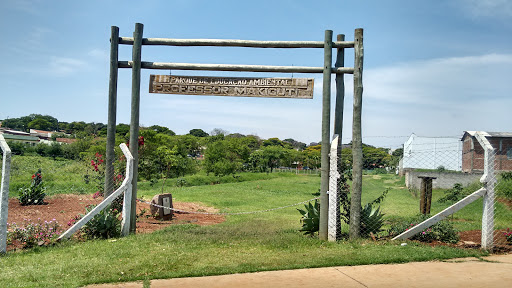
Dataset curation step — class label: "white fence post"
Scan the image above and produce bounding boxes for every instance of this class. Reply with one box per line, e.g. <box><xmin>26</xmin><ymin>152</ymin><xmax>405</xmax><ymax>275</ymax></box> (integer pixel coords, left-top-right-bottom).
<box><xmin>475</xmin><ymin>131</ymin><xmax>495</xmax><ymax>250</ymax></box>
<box><xmin>59</xmin><ymin>143</ymin><xmax>134</xmax><ymax>240</ymax></box>
<box><xmin>0</xmin><ymin>135</ymin><xmax>12</xmax><ymax>254</ymax></box>
<box><xmin>120</xmin><ymin>144</ymin><xmax>134</xmax><ymax>236</ymax></box>
<box><xmin>328</xmin><ymin>135</ymin><xmax>341</xmax><ymax>241</ymax></box>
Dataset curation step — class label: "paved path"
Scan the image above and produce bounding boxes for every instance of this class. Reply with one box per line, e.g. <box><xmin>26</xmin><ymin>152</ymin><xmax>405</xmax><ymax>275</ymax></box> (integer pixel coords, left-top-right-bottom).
<box><xmin>86</xmin><ymin>254</ymin><xmax>512</xmax><ymax>288</ymax></box>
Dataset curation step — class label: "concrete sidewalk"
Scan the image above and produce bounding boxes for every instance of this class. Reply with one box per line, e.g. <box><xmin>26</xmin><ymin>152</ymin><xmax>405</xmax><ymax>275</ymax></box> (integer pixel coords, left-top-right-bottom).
<box><xmin>86</xmin><ymin>254</ymin><xmax>512</xmax><ymax>288</ymax></box>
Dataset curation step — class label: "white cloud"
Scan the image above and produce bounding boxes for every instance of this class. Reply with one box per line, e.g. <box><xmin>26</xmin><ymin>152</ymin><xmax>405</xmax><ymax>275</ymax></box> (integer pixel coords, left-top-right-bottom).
<box><xmin>88</xmin><ymin>49</ymin><xmax>109</xmax><ymax>61</ymax></box>
<box><xmin>48</xmin><ymin>57</ymin><xmax>87</xmax><ymax>76</ymax></box>
<box><xmin>364</xmin><ymin>54</ymin><xmax>512</xmax><ymax>105</ymax></box>
<box><xmin>462</xmin><ymin>0</ymin><xmax>512</xmax><ymax>18</ymax></box>
<box><xmin>121</xmin><ymin>53</ymin><xmax>512</xmax><ymax>147</ymax></box>
<box><xmin>6</xmin><ymin>0</ymin><xmax>42</xmax><ymax>15</ymax></box>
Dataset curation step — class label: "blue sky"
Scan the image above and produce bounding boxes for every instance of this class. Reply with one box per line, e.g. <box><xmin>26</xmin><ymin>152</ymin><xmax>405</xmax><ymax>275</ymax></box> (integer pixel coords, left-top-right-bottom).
<box><xmin>1</xmin><ymin>0</ymin><xmax>511</xmax><ymax>148</ymax></box>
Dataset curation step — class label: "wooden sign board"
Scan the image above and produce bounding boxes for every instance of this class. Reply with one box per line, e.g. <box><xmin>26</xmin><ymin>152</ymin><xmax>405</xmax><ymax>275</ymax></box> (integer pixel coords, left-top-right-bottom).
<box><xmin>149</xmin><ymin>75</ymin><xmax>314</xmax><ymax>99</ymax></box>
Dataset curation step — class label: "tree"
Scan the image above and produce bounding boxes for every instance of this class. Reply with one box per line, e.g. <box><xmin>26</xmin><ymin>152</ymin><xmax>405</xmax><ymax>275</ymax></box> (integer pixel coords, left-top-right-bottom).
<box><xmin>262</xmin><ymin>137</ymin><xmax>285</xmax><ymax>147</ymax></box>
<box><xmin>115</xmin><ymin>124</ymin><xmax>130</xmax><ymax>139</ymax></box>
<box><xmin>303</xmin><ymin>149</ymin><xmax>321</xmax><ymax>169</ymax></box>
<box><xmin>249</xmin><ymin>146</ymin><xmax>288</xmax><ymax>173</ymax></box>
<box><xmin>189</xmin><ymin>128</ymin><xmax>209</xmax><ymax>137</ymax></box>
<box><xmin>210</xmin><ymin>128</ymin><xmax>228</xmax><ymax>136</ymax></box>
<box><xmin>283</xmin><ymin>138</ymin><xmax>307</xmax><ymax>150</ymax></box>
<box><xmin>392</xmin><ymin>148</ymin><xmax>404</xmax><ymax>158</ymax></box>
<box><xmin>362</xmin><ymin>145</ymin><xmax>391</xmax><ymax>169</ymax></box>
<box><xmin>204</xmin><ymin>139</ymin><xmax>243</xmax><ymax>176</ymax></box>
<box><xmin>149</xmin><ymin>125</ymin><xmax>175</xmax><ymax>136</ymax></box>
<box><xmin>28</xmin><ymin>118</ymin><xmax>52</xmax><ymax>131</ymax></box>
<box><xmin>47</xmin><ymin>142</ymin><xmax>63</xmax><ymax>159</ymax></box>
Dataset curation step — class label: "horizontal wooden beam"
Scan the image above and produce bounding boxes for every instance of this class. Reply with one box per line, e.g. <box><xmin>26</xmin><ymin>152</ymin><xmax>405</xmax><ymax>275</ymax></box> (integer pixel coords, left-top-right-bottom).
<box><xmin>118</xmin><ymin>61</ymin><xmax>354</xmax><ymax>74</ymax></box>
<box><xmin>118</xmin><ymin>37</ymin><xmax>354</xmax><ymax>49</ymax></box>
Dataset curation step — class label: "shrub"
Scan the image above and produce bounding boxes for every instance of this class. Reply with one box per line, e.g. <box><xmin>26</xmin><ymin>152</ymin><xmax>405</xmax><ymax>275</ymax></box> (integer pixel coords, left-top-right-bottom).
<box><xmin>438</xmin><ymin>183</ymin><xmax>464</xmax><ymax>203</ymax></box>
<box><xmin>496</xmin><ymin>172</ymin><xmax>512</xmax><ymax>200</ymax></box>
<box><xmin>297</xmin><ymin>199</ymin><xmax>319</xmax><ymax>236</ymax></box>
<box><xmin>388</xmin><ymin>215</ymin><xmax>459</xmax><ymax>244</ymax></box>
<box><xmin>80</xmin><ymin>205</ymin><xmax>121</xmax><ymax>239</ymax></box>
<box><xmin>176</xmin><ymin>178</ymin><xmax>187</xmax><ymax>187</ymax></box>
<box><xmin>360</xmin><ymin>203</ymin><xmax>385</xmax><ymax>237</ymax></box>
<box><xmin>7</xmin><ymin>219</ymin><xmax>61</xmax><ymax>249</ymax></box>
<box><xmin>504</xmin><ymin>229</ymin><xmax>512</xmax><ymax>244</ymax></box>
<box><xmin>18</xmin><ymin>169</ymin><xmax>46</xmax><ymax>205</ymax></box>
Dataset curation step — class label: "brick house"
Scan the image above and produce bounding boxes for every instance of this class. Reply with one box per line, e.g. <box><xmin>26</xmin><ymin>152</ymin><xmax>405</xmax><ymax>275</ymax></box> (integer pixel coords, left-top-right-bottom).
<box><xmin>461</xmin><ymin>131</ymin><xmax>512</xmax><ymax>173</ymax></box>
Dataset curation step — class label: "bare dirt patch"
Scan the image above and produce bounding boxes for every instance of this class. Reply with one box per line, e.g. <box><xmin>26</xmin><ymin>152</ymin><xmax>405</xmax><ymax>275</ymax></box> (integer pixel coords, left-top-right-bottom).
<box><xmin>6</xmin><ymin>194</ymin><xmax>225</xmax><ymax>251</ymax></box>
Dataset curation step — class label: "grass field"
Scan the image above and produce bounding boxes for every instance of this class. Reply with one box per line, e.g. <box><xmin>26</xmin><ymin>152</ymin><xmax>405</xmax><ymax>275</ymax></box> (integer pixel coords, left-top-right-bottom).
<box><xmin>1</xmin><ymin>158</ymin><xmax>505</xmax><ymax>287</ymax></box>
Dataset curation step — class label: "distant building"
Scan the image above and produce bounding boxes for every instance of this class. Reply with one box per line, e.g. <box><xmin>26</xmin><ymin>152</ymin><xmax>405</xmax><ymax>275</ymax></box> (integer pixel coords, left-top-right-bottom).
<box><xmin>461</xmin><ymin>131</ymin><xmax>512</xmax><ymax>173</ymax></box>
<box><xmin>29</xmin><ymin>129</ymin><xmax>53</xmax><ymax>140</ymax></box>
<box><xmin>56</xmin><ymin>138</ymin><xmax>77</xmax><ymax>144</ymax></box>
<box><xmin>1</xmin><ymin>134</ymin><xmax>40</xmax><ymax>145</ymax></box>
<box><xmin>401</xmin><ymin>134</ymin><xmax>462</xmax><ymax>172</ymax></box>
<box><xmin>1</xmin><ymin>129</ymin><xmax>31</xmax><ymax>136</ymax></box>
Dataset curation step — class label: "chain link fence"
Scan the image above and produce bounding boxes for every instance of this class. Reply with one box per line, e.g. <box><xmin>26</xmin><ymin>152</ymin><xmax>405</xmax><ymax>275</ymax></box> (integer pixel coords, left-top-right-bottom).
<box><xmin>328</xmin><ymin>133</ymin><xmax>512</xmax><ymax>251</ymax></box>
<box><xmin>0</xmin><ymin>140</ymin><xmax>131</xmax><ymax>251</ymax></box>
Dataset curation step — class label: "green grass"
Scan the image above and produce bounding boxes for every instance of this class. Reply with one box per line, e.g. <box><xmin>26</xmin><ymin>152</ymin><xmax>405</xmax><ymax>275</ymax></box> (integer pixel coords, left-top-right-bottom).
<box><xmin>0</xmin><ymin>172</ymin><xmax>496</xmax><ymax>287</ymax></box>
<box><xmin>1</xmin><ymin>158</ymin><xmax>509</xmax><ymax>287</ymax></box>
<box><xmin>4</xmin><ymin>155</ymin><xmax>93</xmax><ymax>196</ymax></box>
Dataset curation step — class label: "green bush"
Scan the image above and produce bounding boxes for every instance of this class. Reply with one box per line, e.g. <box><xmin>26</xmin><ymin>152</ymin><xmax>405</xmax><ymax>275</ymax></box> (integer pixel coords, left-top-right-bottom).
<box><xmin>18</xmin><ymin>169</ymin><xmax>46</xmax><ymax>205</ymax></box>
<box><xmin>7</xmin><ymin>219</ymin><xmax>61</xmax><ymax>249</ymax></box>
<box><xmin>496</xmin><ymin>172</ymin><xmax>512</xmax><ymax>199</ymax></box>
<box><xmin>79</xmin><ymin>205</ymin><xmax>121</xmax><ymax>239</ymax></box>
<box><xmin>297</xmin><ymin>199</ymin><xmax>319</xmax><ymax>236</ymax></box>
<box><xmin>360</xmin><ymin>203</ymin><xmax>385</xmax><ymax>237</ymax></box>
<box><xmin>438</xmin><ymin>183</ymin><xmax>464</xmax><ymax>203</ymax></box>
<box><xmin>388</xmin><ymin>215</ymin><xmax>459</xmax><ymax>244</ymax></box>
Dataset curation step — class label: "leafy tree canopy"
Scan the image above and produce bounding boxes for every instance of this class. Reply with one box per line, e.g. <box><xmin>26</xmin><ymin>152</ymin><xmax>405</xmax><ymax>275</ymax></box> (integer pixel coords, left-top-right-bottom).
<box><xmin>188</xmin><ymin>128</ymin><xmax>209</xmax><ymax>137</ymax></box>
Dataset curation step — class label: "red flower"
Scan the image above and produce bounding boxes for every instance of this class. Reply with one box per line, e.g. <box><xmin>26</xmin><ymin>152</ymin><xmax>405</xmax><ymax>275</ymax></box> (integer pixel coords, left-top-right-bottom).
<box><xmin>32</xmin><ymin>174</ymin><xmax>35</xmax><ymax>179</ymax></box>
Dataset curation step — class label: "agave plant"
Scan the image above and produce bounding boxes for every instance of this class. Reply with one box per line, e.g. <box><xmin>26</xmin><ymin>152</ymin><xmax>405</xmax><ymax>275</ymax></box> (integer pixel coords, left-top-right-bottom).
<box><xmin>360</xmin><ymin>203</ymin><xmax>385</xmax><ymax>237</ymax></box>
<box><xmin>297</xmin><ymin>199</ymin><xmax>320</xmax><ymax>236</ymax></box>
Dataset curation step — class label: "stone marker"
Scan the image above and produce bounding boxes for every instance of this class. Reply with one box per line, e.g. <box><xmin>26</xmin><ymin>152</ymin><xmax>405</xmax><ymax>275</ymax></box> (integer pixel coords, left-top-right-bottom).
<box><xmin>150</xmin><ymin>193</ymin><xmax>173</xmax><ymax>220</ymax></box>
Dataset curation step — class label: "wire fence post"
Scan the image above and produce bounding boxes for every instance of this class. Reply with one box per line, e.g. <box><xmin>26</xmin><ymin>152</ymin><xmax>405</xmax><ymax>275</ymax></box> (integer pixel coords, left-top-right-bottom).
<box><xmin>0</xmin><ymin>135</ymin><xmax>12</xmax><ymax>254</ymax></box>
<box><xmin>349</xmin><ymin>28</ymin><xmax>364</xmax><ymax>239</ymax></box>
<box><xmin>475</xmin><ymin>131</ymin><xmax>496</xmax><ymax>250</ymax></box>
<box><xmin>328</xmin><ymin>135</ymin><xmax>341</xmax><ymax>241</ymax></box>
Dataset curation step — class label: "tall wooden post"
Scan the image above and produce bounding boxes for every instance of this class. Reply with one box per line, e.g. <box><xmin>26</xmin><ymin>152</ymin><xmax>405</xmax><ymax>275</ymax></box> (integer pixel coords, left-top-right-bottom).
<box><xmin>334</xmin><ymin>34</ymin><xmax>345</xmax><ymax>140</ymax></box>
<box><xmin>319</xmin><ymin>30</ymin><xmax>333</xmax><ymax>240</ymax></box>
<box><xmin>349</xmin><ymin>28</ymin><xmax>364</xmax><ymax>239</ymax></box>
<box><xmin>105</xmin><ymin>26</ymin><xmax>119</xmax><ymax>198</ymax></box>
<box><xmin>129</xmin><ymin>23</ymin><xmax>143</xmax><ymax>233</ymax></box>
<box><xmin>332</xmin><ymin>34</ymin><xmax>345</xmax><ymax>240</ymax></box>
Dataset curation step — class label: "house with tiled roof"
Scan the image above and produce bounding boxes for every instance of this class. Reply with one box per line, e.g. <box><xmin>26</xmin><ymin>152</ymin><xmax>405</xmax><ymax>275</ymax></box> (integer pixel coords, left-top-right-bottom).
<box><xmin>29</xmin><ymin>129</ymin><xmax>53</xmax><ymax>140</ymax></box>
